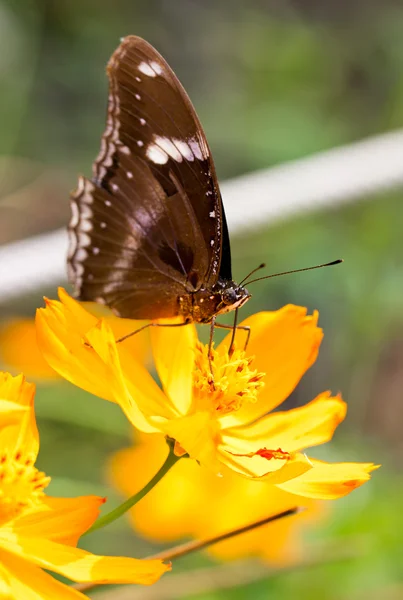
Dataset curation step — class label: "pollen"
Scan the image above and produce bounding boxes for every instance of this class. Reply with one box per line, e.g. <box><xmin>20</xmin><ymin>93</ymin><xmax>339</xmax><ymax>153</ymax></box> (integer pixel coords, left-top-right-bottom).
<box><xmin>193</xmin><ymin>342</ymin><xmax>264</xmax><ymax>415</ymax></box>
<box><xmin>0</xmin><ymin>451</ymin><xmax>50</xmax><ymax>525</ymax></box>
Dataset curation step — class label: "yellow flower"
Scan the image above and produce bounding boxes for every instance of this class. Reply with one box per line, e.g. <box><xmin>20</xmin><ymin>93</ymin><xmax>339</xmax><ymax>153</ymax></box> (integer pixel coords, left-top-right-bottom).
<box><xmin>36</xmin><ymin>289</ymin><xmax>377</xmax><ymax>498</ymax></box>
<box><xmin>109</xmin><ymin>432</ymin><xmax>324</xmax><ymax>565</ymax></box>
<box><xmin>0</xmin><ymin>371</ymin><xmax>169</xmax><ymax>598</ymax></box>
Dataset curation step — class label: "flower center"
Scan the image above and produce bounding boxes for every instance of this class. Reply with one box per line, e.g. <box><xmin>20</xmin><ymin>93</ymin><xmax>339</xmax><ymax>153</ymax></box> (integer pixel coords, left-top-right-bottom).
<box><xmin>193</xmin><ymin>342</ymin><xmax>264</xmax><ymax>415</ymax></box>
<box><xmin>0</xmin><ymin>451</ymin><xmax>50</xmax><ymax>525</ymax></box>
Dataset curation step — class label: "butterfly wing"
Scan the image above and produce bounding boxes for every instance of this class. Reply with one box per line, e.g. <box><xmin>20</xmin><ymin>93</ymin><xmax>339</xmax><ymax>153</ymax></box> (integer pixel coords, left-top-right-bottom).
<box><xmin>68</xmin><ymin>36</ymin><xmax>227</xmax><ymax>319</ymax></box>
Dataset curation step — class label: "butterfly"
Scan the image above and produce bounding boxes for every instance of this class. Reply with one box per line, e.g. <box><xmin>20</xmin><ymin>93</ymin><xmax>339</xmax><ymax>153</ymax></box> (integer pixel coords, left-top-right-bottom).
<box><xmin>67</xmin><ymin>35</ymin><xmax>252</xmax><ymax>344</ymax></box>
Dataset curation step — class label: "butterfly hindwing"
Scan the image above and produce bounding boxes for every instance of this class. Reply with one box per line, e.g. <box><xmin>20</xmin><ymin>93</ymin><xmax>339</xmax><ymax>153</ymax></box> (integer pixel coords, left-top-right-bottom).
<box><xmin>68</xmin><ymin>36</ymin><xmax>227</xmax><ymax>319</ymax></box>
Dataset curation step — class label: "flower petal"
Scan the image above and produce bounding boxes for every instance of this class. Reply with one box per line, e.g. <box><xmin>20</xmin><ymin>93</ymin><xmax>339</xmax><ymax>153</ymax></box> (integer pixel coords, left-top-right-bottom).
<box><xmin>277</xmin><ymin>459</ymin><xmax>379</xmax><ymax>499</ymax></box>
<box><xmin>36</xmin><ymin>292</ymin><xmax>114</xmax><ymax>402</ymax></box>
<box><xmin>0</xmin><ymin>400</ymin><xmax>28</xmax><ymax>427</ymax></box>
<box><xmin>223</xmin><ymin>393</ymin><xmax>346</xmax><ymax>454</ymax></box>
<box><xmin>0</xmin><ymin>529</ymin><xmax>170</xmax><ymax>585</ymax></box>
<box><xmin>156</xmin><ymin>411</ymin><xmax>221</xmax><ymax>471</ymax></box>
<box><xmin>82</xmin><ymin>301</ymin><xmax>151</xmax><ymax>366</ymax></box>
<box><xmin>0</xmin><ymin>373</ymin><xmax>38</xmax><ymax>459</ymax></box>
<box><xmin>150</xmin><ymin>321</ymin><xmax>196</xmax><ymax>415</ymax></box>
<box><xmin>0</xmin><ymin>549</ymin><xmax>86</xmax><ymax>599</ymax></box>
<box><xmin>219</xmin><ymin>447</ymin><xmax>312</xmax><ymax>482</ymax></box>
<box><xmin>219</xmin><ymin>306</ymin><xmax>323</xmax><ymax>426</ymax></box>
<box><xmin>0</xmin><ymin>558</ymin><xmax>12</xmax><ymax>598</ymax></box>
<box><xmin>85</xmin><ymin>319</ymin><xmax>169</xmax><ymax>430</ymax></box>
<box><xmin>13</xmin><ymin>496</ymin><xmax>105</xmax><ymax>546</ymax></box>
<box><xmin>0</xmin><ymin>319</ymin><xmax>59</xmax><ymax>381</ymax></box>
<box><xmin>36</xmin><ymin>290</ymin><xmax>167</xmax><ymax>432</ymax></box>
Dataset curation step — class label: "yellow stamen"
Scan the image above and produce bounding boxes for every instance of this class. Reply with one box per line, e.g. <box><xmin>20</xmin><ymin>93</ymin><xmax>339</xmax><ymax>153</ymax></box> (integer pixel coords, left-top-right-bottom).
<box><xmin>0</xmin><ymin>451</ymin><xmax>50</xmax><ymax>524</ymax></box>
<box><xmin>193</xmin><ymin>342</ymin><xmax>264</xmax><ymax>415</ymax></box>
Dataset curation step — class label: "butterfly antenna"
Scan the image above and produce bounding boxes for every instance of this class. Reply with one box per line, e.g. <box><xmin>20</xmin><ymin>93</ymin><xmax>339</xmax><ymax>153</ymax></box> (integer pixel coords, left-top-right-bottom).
<box><xmin>244</xmin><ymin>259</ymin><xmax>343</xmax><ymax>286</ymax></box>
<box><xmin>239</xmin><ymin>263</ymin><xmax>266</xmax><ymax>286</ymax></box>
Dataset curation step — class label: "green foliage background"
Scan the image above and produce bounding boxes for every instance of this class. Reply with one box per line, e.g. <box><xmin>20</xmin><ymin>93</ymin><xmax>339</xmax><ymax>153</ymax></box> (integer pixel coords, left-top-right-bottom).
<box><xmin>1</xmin><ymin>1</ymin><xmax>403</xmax><ymax>598</ymax></box>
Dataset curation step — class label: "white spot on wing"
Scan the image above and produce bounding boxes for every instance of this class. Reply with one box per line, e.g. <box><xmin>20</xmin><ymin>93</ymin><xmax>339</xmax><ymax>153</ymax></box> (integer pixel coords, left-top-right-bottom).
<box><xmin>76</xmin><ymin>248</ymin><xmax>88</xmax><ymax>261</ymax></box>
<box><xmin>80</xmin><ymin>204</ymin><xmax>93</xmax><ymax>219</ymax></box>
<box><xmin>146</xmin><ymin>143</ymin><xmax>169</xmax><ymax>164</ymax></box>
<box><xmin>135</xmin><ymin>93</ymin><xmax>141</xmax><ymax>101</ymax></box>
<box><xmin>209</xmin><ymin>210</ymin><xmax>216</xmax><ymax>218</ymax></box>
<box><xmin>136</xmin><ymin>206</ymin><xmax>162</xmax><ymax>230</ymax></box>
<box><xmin>175</xmin><ymin>140</ymin><xmax>194</xmax><ymax>161</ymax></box>
<box><xmin>188</xmin><ymin>136</ymin><xmax>207</xmax><ymax>160</ymax></box>
<box><xmin>139</xmin><ymin>118</ymin><xmax>146</xmax><ymax>126</ymax></box>
<box><xmin>137</xmin><ymin>140</ymin><xmax>144</xmax><ymax>147</ymax></box>
<box><xmin>210</xmin><ymin>239</ymin><xmax>214</xmax><ymax>246</ymax></box>
<box><xmin>80</xmin><ymin>220</ymin><xmax>93</xmax><ymax>233</ymax></box>
<box><xmin>154</xmin><ymin>136</ymin><xmax>183</xmax><ymax>162</ymax></box>
<box><xmin>75</xmin><ymin>263</ymin><xmax>85</xmax><ymax>278</ymax></box>
<box><xmin>100</xmin><ymin>222</ymin><xmax>107</xmax><ymax>229</ymax></box>
<box><xmin>77</xmin><ymin>232</ymin><xmax>91</xmax><ymax>247</ymax></box>
<box><xmin>70</xmin><ymin>201</ymin><xmax>79</xmax><ymax>228</ymax></box>
<box><xmin>92</xmin><ymin>247</ymin><xmax>100</xmax><ymax>255</ymax></box>
<box><xmin>138</xmin><ymin>61</ymin><xmax>157</xmax><ymax>77</ymax></box>
<box><xmin>105</xmin><ymin>199</ymin><xmax>112</xmax><ymax>207</ymax></box>
<box><xmin>94</xmin><ymin>89</ymin><xmax>121</xmax><ymax>180</ymax></box>
<box><xmin>150</xmin><ymin>61</ymin><xmax>163</xmax><ymax>75</ymax></box>
<box><xmin>127</xmin><ymin>171</ymin><xmax>133</xmax><ymax>179</ymax></box>
<box><xmin>67</xmin><ymin>230</ymin><xmax>76</xmax><ymax>258</ymax></box>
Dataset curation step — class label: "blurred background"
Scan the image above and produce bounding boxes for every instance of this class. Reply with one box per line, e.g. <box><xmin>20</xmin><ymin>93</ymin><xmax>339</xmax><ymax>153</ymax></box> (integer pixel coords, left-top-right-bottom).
<box><xmin>1</xmin><ymin>1</ymin><xmax>403</xmax><ymax>598</ymax></box>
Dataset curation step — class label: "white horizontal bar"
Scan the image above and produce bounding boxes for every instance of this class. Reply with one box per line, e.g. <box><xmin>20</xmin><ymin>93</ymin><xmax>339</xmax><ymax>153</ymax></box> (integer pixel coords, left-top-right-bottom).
<box><xmin>1</xmin><ymin>129</ymin><xmax>403</xmax><ymax>303</ymax></box>
<box><xmin>224</xmin><ymin>129</ymin><xmax>403</xmax><ymax>231</ymax></box>
<box><xmin>0</xmin><ymin>229</ymin><xmax>68</xmax><ymax>302</ymax></box>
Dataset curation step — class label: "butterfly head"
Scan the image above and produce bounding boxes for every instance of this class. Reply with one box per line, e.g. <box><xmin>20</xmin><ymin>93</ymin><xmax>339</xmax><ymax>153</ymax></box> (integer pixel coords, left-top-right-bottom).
<box><xmin>193</xmin><ymin>280</ymin><xmax>250</xmax><ymax>323</ymax></box>
<box><xmin>218</xmin><ymin>283</ymin><xmax>251</xmax><ymax>314</ymax></box>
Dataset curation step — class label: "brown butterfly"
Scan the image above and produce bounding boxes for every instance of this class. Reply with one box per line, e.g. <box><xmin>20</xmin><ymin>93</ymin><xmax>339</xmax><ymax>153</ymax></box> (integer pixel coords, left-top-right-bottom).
<box><xmin>67</xmin><ymin>36</ymin><xmax>251</xmax><ymax>344</ymax></box>
<box><xmin>67</xmin><ymin>36</ymin><xmax>341</xmax><ymax>346</ymax></box>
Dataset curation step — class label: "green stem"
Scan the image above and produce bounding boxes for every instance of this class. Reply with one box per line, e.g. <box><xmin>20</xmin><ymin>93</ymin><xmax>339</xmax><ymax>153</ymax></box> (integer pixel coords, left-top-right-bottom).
<box><xmin>85</xmin><ymin>445</ymin><xmax>181</xmax><ymax>535</ymax></box>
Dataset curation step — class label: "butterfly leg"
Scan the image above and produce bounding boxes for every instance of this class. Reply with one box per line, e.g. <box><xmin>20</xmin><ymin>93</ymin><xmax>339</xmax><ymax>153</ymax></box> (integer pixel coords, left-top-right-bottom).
<box><xmin>214</xmin><ymin>322</ymin><xmax>251</xmax><ymax>352</ymax></box>
<box><xmin>115</xmin><ymin>320</ymin><xmax>192</xmax><ymax>344</ymax></box>
<box><xmin>207</xmin><ymin>317</ymin><xmax>217</xmax><ymax>378</ymax></box>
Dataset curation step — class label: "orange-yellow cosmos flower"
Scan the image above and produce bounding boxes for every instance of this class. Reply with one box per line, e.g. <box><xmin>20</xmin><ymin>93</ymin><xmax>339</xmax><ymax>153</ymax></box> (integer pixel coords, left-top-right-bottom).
<box><xmin>0</xmin><ymin>371</ymin><xmax>169</xmax><ymax>598</ymax></box>
<box><xmin>110</xmin><ymin>432</ymin><xmax>324</xmax><ymax>565</ymax></box>
<box><xmin>36</xmin><ymin>289</ymin><xmax>377</xmax><ymax>498</ymax></box>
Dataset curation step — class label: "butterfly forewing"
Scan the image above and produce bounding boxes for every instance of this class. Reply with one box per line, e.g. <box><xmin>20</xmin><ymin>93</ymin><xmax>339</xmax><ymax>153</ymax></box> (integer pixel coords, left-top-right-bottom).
<box><xmin>68</xmin><ymin>36</ymin><xmax>226</xmax><ymax>319</ymax></box>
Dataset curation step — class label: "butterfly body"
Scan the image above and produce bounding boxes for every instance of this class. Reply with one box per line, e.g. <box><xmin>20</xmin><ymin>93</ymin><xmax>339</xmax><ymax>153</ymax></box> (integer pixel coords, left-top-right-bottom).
<box><xmin>178</xmin><ymin>280</ymin><xmax>250</xmax><ymax>324</ymax></box>
<box><xmin>68</xmin><ymin>36</ymin><xmax>251</xmax><ymax>326</ymax></box>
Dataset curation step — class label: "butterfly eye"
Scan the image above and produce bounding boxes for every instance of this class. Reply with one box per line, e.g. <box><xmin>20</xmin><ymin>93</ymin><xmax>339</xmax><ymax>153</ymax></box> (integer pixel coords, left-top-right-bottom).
<box><xmin>222</xmin><ymin>288</ymin><xmax>238</xmax><ymax>305</ymax></box>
